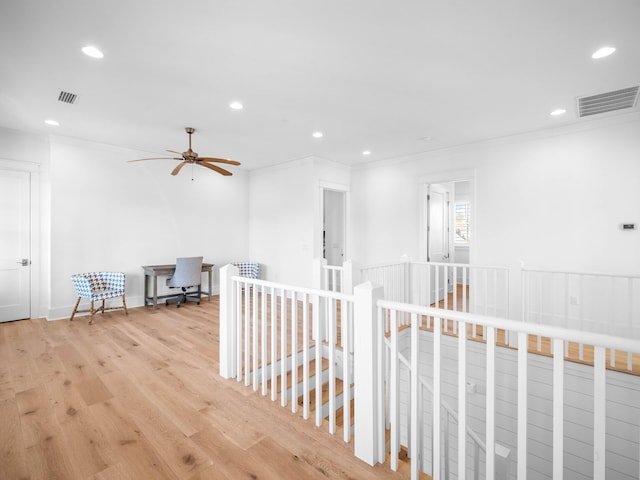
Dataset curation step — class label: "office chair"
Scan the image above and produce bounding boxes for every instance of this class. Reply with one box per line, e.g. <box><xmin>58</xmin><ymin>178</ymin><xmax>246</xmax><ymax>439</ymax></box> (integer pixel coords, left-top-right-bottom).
<box><xmin>165</xmin><ymin>256</ymin><xmax>203</xmax><ymax>307</ymax></box>
<box><xmin>70</xmin><ymin>271</ymin><xmax>128</xmax><ymax>324</ymax></box>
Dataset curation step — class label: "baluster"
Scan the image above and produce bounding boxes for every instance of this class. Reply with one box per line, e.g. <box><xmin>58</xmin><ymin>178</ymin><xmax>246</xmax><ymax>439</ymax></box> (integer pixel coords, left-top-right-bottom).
<box><xmin>593</xmin><ymin>346</ymin><xmax>606</xmax><ymax>480</ymax></box>
<box><xmin>444</xmin><ymin>411</ymin><xmax>450</xmax><ymax>480</ymax></box>
<box><xmin>252</xmin><ymin>283</ymin><xmax>258</xmax><ymax>391</ymax></box>
<box><xmin>410</xmin><ymin>312</ymin><xmax>421</xmax><ymax>480</ymax></box>
<box><xmin>244</xmin><ymin>281</ymin><xmax>250</xmax><ymax>387</ymax></box>
<box><xmin>291</xmin><ymin>291</ymin><xmax>298</xmax><ymax>413</ymax></box>
<box><xmin>517</xmin><ymin>331</ymin><xmax>528</xmax><ymax>480</ymax></box>
<box><xmin>552</xmin><ymin>338</ymin><xmax>564</xmax><ymax>479</ymax></box>
<box><xmin>486</xmin><ymin>326</ymin><xmax>496</xmax><ymax>480</ymax></box>
<box><xmin>261</xmin><ymin>285</ymin><xmax>267</xmax><ymax>396</ymax></box>
<box><xmin>302</xmin><ymin>292</ymin><xmax>310</xmax><ymax>419</ymax></box>
<box><xmin>328</xmin><ymin>297</ymin><xmax>336</xmax><ymax>434</ymax></box>
<box><xmin>235</xmin><ymin>281</ymin><xmax>243</xmax><ymax>382</ymax></box>
<box><xmin>390</xmin><ymin>309</ymin><xmax>399</xmax><ymax>471</ymax></box>
<box><xmin>458</xmin><ymin>319</ymin><xmax>467</xmax><ymax>479</ymax></box>
<box><xmin>432</xmin><ymin>312</ymin><xmax>441</xmax><ymax>479</ymax></box>
<box><xmin>315</xmin><ymin>295</ymin><xmax>323</xmax><ymax>427</ymax></box>
<box><xmin>270</xmin><ymin>286</ymin><xmax>277</xmax><ymax>401</ymax></box>
<box><xmin>280</xmin><ymin>288</ymin><xmax>287</xmax><ymax>407</ymax></box>
<box><xmin>342</xmin><ymin>299</ymin><xmax>351</xmax><ymax>443</ymax></box>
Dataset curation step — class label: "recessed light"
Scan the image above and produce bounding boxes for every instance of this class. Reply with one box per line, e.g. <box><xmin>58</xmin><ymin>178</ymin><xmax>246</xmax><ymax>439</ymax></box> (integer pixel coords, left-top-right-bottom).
<box><xmin>44</xmin><ymin>119</ymin><xmax>59</xmax><ymax>126</ymax></box>
<box><xmin>592</xmin><ymin>47</ymin><xmax>615</xmax><ymax>59</ymax></box>
<box><xmin>312</xmin><ymin>131</ymin><xmax>323</xmax><ymax>138</ymax></box>
<box><xmin>230</xmin><ymin>101</ymin><xmax>243</xmax><ymax>110</ymax></box>
<box><xmin>362</xmin><ymin>150</ymin><xmax>371</xmax><ymax>156</ymax></box>
<box><xmin>82</xmin><ymin>46</ymin><xmax>104</xmax><ymax>59</ymax></box>
<box><xmin>550</xmin><ymin>108</ymin><xmax>566</xmax><ymax>116</ymax></box>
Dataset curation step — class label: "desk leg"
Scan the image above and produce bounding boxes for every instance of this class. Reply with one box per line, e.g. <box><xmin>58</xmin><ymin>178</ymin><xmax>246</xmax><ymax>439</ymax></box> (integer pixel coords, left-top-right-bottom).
<box><xmin>144</xmin><ymin>274</ymin><xmax>148</xmax><ymax>307</ymax></box>
<box><xmin>153</xmin><ymin>275</ymin><xmax>158</xmax><ymax>310</ymax></box>
<box><xmin>208</xmin><ymin>270</ymin><xmax>212</xmax><ymax>302</ymax></box>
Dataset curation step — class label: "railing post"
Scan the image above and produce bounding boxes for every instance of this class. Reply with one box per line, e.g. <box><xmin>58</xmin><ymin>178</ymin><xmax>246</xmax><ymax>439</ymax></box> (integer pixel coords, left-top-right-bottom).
<box><xmin>312</xmin><ymin>258</ymin><xmax>327</xmax><ymax>341</ymax></box>
<box><xmin>219</xmin><ymin>264</ymin><xmax>239</xmax><ymax>379</ymax></box>
<box><xmin>354</xmin><ymin>281</ymin><xmax>384</xmax><ymax>466</ymax></box>
<box><xmin>312</xmin><ymin>257</ymin><xmax>327</xmax><ymax>290</ymax></box>
<box><xmin>342</xmin><ymin>260</ymin><xmax>358</xmax><ymax>294</ymax></box>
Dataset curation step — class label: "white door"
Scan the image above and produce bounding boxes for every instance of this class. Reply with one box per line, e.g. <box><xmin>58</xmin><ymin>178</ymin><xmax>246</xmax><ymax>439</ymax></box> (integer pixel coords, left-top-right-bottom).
<box><xmin>426</xmin><ymin>183</ymin><xmax>451</xmax><ymax>304</ymax></box>
<box><xmin>0</xmin><ymin>169</ymin><xmax>31</xmax><ymax>322</ymax></box>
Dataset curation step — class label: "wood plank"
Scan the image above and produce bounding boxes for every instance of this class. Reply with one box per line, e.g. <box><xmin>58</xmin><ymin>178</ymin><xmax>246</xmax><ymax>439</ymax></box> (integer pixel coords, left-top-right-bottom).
<box><xmin>100</xmin><ymin>370</ymin><xmax>213</xmax><ymax>479</ymax></box>
<box><xmin>0</xmin><ymin>397</ymin><xmax>29</xmax><ymax>479</ymax></box>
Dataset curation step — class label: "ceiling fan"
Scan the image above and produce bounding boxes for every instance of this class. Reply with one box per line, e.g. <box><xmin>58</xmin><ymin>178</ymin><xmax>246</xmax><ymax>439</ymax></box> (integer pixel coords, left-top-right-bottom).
<box><xmin>129</xmin><ymin>127</ymin><xmax>240</xmax><ymax>176</ymax></box>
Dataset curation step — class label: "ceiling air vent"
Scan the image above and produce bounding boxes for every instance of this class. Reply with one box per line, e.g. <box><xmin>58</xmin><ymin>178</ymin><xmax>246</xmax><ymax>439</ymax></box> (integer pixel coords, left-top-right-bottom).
<box><xmin>58</xmin><ymin>90</ymin><xmax>78</xmax><ymax>104</ymax></box>
<box><xmin>577</xmin><ymin>86</ymin><xmax>639</xmax><ymax>118</ymax></box>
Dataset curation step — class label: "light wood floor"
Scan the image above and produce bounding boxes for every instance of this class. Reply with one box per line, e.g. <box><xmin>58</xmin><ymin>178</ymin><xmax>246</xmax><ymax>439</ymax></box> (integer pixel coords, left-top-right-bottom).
<box><xmin>0</xmin><ymin>299</ymin><xmax>410</xmax><ymax>480</ymax></box>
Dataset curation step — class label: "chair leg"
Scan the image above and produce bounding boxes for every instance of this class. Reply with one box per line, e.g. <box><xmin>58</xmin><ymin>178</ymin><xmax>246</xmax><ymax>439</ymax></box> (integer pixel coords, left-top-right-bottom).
<box><xmin>70</xmin><ymin>297</ymin><xmax>81</xmax><ymax>321</ymax></box>
<box><xmin>89</xmin><ymin>300</ymin><xmax>96</xmax><ymax>325</ymax></box>
<box><xmin>122</xmin><ymin>294</ymin><xmax>128</xmax><ymax>315</ymax></box>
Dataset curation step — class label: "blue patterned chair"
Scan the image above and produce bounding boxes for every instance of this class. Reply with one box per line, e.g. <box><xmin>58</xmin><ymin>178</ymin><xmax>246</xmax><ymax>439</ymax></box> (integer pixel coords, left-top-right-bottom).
<box><xmin>70</xmin><ymin>272</ymin><xmax>128</xmax><ymax>324</ymax></box>
<box><xmin>232</xmin><ymin>262</ymin><xmax>260</xmax><ymax>279</ymax></box>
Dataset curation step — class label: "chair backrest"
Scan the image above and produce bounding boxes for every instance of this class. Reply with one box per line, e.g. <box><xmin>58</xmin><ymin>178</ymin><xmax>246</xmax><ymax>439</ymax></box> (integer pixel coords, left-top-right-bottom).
<box><xmin>233</xmin><ymin>262</ymin><xmax>260</xmax><ymax>279</ymax></box>
<box><xmin>168</xmin><ymin>257</ymin><xmax>203</xmax><ymax>288</ymax></box>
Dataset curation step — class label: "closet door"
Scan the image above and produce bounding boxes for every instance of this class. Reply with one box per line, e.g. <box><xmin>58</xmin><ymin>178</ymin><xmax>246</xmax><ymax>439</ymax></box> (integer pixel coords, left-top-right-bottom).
<box><xmin>0</xmin><ymin>169</ymin><xmax>31</xmax><ymax>322</ymax></box>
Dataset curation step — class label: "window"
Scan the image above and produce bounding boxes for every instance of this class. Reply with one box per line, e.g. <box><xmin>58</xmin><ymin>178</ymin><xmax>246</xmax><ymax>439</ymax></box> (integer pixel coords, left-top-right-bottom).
<box><xmin>454</xmin><ymin>201</ymin><xmax>471</xmax><ymax>244</ymax></box>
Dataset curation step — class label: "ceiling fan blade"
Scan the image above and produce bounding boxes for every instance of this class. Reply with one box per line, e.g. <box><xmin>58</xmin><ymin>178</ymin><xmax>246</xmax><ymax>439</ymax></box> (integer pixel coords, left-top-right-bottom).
<box><xmin>166</xmin><ymin>149</ymin><xmax>183</xmax><ymax>155</ymax></box>
<box><xmin>198</xmin><ymin>162</ymin><xmax>233</xmax><ymax>176</ymax></box>
<box><xmin>171</xmin><ymin>161</ymin><xmax>188</xmax><ymax>176</ymax></box>
<box><xmin>128</xmin><ymin>157</ymin><xmax>182</xmax><ymax>162</ymax></box>
<box><xmin>198</xmin><ymin>157</ymin><xmax>241</xmax><ymax>166</ymax></box>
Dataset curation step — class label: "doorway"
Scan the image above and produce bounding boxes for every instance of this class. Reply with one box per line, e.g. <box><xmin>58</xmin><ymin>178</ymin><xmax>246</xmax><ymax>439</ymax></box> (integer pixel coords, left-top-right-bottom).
<box><xmin>323</xmin><ymin>189</ymin><xmax>346</xmax><ymax>267</ymax></box>
<box><xmin>0</xmin><ymin>168</ymin><xmax>31</xmax><ymax>322</ymax></box>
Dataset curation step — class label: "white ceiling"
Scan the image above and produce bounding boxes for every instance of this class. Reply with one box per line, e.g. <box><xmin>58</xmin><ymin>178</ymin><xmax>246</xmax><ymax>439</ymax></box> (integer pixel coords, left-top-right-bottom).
<box><xmin>1</xmin><ymin>0</ymin><xmax>638</xmax><ymax>171</ymax></box>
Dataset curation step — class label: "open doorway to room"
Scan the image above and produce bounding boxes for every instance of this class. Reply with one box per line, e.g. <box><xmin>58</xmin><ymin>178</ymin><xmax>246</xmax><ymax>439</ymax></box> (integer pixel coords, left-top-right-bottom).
<box><xmin>323</xmin><ymin>189</ymin><xmax>346</xmax><ymax>267</ymax></box>
<box><xmin>421</xmin><ymin>173</ymin><xmax>475</xmax><ymax>307</ymax></box>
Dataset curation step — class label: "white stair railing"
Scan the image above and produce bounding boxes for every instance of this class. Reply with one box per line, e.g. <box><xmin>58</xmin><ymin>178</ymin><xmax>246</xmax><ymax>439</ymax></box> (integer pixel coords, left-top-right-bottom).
<box><xmin>219</xmin><ymin>264</ymin><xmax>355</xmax><ymax>442</ymax></box>
<box><xmin>353</xmin><ymin>281</ymin><xmax>640</xmax><ymax>480</ymax></box>
<box><xmin>522</xmin><ymin>268</ymin><xmax>640</xmax><ymax>370</ymax></box>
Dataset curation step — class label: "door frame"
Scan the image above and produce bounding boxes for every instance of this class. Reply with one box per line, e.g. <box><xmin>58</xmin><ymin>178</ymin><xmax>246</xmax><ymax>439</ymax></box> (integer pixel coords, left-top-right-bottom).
<box><xmin>316</xmin><ymin>181</ymin><xmax>350</xmax><ymax>264</ymax></box>
<box><xmin>0</xmin><ymin>158</ymin><xmax>41</xmax><ymax>321</ymax></box>
<box><xmin>419</xmin><ymin>169</ymin><xmax>476</xmax><ymax>264</ymax></box>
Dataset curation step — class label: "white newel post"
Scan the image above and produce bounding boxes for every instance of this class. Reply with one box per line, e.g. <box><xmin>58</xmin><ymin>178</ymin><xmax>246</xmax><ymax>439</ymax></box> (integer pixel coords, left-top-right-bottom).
<box><xmin>311</xmin><ymin>258</ymin><xmax>327</xmax><ymax>341</ymax></box>
<box><xmin>219</xmin><ymin>264</ymin><xmax>239</xmax><ymax>379</ymax></box>
<box><xmin>342</xmin><ymin>260</ymin><xmax>358</xmax><ymax>294</ymax></box>
<box><xmin>354</xmin><ymin>281</ymin><xmax>384</xmax><ymax>466</ymax></box>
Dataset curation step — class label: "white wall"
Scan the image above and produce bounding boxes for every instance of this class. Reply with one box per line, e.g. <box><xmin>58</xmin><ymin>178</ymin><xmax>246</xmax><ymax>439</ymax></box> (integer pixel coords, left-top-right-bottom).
<box><xmin>48</xmin><ymin>136</ymin><xmax>249</xmax><ymax>318</ymax></box>
<box><xmin>352</xmin><ymin>113</ymin><xmax>640</xmax><ymax>317</ymax></box>
<box><xmin>249</xmin><ymin>156</ymin><xmax>350</xmax><ymax>287</ymax></box>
